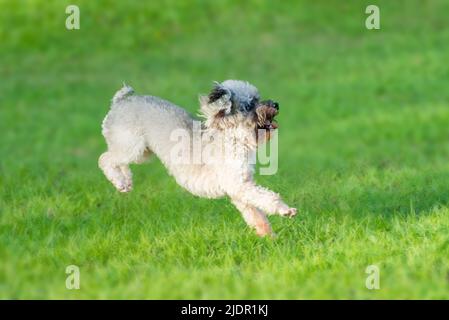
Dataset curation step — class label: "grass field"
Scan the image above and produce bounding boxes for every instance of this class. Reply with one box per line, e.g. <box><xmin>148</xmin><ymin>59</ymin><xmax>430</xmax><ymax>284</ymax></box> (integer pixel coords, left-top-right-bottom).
<box><xmin>1</xmin><ymin>0</ymin><xmax>449</xmax><ymax>299</ymax></box>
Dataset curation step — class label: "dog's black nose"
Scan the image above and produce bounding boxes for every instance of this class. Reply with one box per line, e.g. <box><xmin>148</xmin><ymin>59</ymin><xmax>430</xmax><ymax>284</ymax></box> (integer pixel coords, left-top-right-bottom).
<box><xmin>273</xmin><ymin>101</ymin><xmax>279</xmax><ymax>110</ymax></box>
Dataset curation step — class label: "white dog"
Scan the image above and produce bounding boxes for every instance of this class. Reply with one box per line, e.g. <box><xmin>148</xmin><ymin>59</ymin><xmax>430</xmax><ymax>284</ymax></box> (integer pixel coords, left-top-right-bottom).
<box><xmin>99</xmin><ymin>80</ymin><xmax>297</xmax><ymax>236</ymax></box>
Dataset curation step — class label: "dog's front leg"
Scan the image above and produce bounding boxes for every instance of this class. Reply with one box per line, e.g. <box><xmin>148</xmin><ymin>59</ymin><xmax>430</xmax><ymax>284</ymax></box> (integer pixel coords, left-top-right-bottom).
<box><xmin>232</xmin><ymin>199</ymin><xmax>273</xmax><ymax>237</ymax></box>
<box><xmin>228</xmin><ymin>182</ymin><xmax>297</xmax><ymax>217</ymax></box>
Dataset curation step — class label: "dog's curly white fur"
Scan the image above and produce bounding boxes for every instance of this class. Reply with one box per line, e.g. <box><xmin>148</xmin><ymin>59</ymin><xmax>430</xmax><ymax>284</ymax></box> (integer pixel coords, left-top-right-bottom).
<box><xmin>99</xmin><ymin>80</ymin><xmax>297</xmax><ymax>236</ymax></box>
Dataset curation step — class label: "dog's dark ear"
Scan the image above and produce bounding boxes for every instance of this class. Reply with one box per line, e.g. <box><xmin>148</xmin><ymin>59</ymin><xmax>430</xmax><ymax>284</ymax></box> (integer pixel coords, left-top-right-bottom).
<box><xmin>204</xmin><ymin>82</ymin><xmax>233</xmax><ymax>117</ymax></box>
<box><xmin>208</xmin><ymin>85</ymin><xmax>228</xmax><ymax>104</ymax></box>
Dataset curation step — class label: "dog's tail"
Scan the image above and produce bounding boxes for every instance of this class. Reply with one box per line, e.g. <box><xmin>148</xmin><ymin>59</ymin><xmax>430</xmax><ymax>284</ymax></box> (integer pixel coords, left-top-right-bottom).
<box><xmin>112</xmin><ymin>83</ymin><xmax>134</xmax><ymax>104</ymax></box>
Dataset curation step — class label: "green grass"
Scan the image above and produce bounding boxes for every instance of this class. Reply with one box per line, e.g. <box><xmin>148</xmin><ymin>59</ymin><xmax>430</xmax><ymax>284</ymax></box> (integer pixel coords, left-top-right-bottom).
<box><xmin>1</xmin><ymin>0</ymin><xmax>449</xmax><ymax>299</ymax></box>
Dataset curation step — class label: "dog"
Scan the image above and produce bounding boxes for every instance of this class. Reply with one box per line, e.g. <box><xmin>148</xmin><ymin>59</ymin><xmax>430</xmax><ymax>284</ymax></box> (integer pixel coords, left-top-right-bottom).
<box><xmin>99</xmin><ymin>80</ymin><xmax>297</xmax><ymax>236</ymax></box>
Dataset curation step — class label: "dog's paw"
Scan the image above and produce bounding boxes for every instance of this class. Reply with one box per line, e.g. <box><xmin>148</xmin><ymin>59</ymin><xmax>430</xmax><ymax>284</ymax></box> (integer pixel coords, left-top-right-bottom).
<box><xmin>118</xmin><ymin>184</ymin><xmax>132</xmax><ymax>193</ymax></box>
<box><xmin>255</xmin><ymin>221</ymin><xmax>274</xmax><ymax>237</ymax></box>
<box><xmin>279</xmin><ymin>206</ymin><xmax>297</xmax><ymax>218</ymax></box>
<box><xmin>116</xmin><ymin>181</ymin><xmax>132</xmax><ymax>193</ymax></box>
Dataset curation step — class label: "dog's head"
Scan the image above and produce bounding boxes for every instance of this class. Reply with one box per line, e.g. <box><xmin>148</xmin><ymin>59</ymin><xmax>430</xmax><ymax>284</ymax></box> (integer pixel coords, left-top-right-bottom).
<box><xmin>199</xmin><ymin>80</ymin><xmax>279</xmax><ymax>138</ymax></box>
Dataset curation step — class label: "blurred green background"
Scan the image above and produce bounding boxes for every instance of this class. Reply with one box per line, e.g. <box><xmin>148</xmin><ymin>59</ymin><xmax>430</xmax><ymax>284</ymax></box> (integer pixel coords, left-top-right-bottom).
<box><xmin>1</xmin><ymin>0</ymin><xmax>449</xmax><ymax>299</ymax></box>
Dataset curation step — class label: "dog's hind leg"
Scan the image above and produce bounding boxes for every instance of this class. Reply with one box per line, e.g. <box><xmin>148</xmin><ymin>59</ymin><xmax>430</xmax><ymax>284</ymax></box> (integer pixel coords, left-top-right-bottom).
<box><xmin>118</xmin><ymin>148</ymin><xmax>153</xmax><ymax>191</ymax></box>
<box><xmin>99</xmin><ymin>151</ymin><xmax>131</xmax><ymax>192</ymax></box>
<box><xmin>232</xmin><ymin>199</ymin><xmax>273</xmax><ymax>237</ymax></box>
<box><xmin>99</xmin><ymin>128</ymin><xmax>150</xmax><ymax>192</ymax></box>
<box><xmin>119</xmin><ymin>164</ymin><xmax>133</xmax><ymax>192</ymax></box>
<box><xmin>99</xmin><ymin>148</ymin><xmax>151</xmax><ymax>193</ymax></box>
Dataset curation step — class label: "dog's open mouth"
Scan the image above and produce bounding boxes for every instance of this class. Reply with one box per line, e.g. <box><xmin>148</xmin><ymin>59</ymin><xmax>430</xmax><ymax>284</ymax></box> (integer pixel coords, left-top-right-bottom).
<box><xmin>256</xmin><ymin>100</ymin><xmax>279</xmax><ymax>131</ymax></box>
<box><xmin>261</xmin><ymin>114</ymin><xmax>278</xmax><ymax>130</ymax></box>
